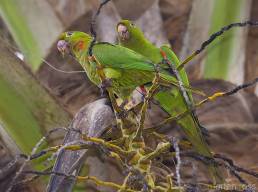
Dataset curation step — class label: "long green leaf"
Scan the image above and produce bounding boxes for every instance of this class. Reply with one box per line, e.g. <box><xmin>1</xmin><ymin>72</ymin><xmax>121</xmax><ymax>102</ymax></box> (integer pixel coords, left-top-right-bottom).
<box><xmin>0</xmin><ymin>77</ymin><xmax>43</xmax><ymax>152</ymax></box>
<box><xmin>0</xmin><ymin>39</ymin><xmax>71</xmax><ymax>154</ymax></box>
<box><xmin>0</xmin><ymin>0</ymin><xmax>42</xmax><ymax>71</ymax></box>
<box><xmin>204</xmin><ymin>0</ymin><xmax>249</xmax><ymax>80</ymax></box>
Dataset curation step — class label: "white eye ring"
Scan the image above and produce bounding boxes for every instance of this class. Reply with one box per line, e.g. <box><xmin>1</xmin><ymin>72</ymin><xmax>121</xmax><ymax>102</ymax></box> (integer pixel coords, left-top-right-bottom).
<box><xmin>66</xmin><ymin>32</ymin><xmax>73</xmax><ymax>37</ymax></box>
<box><xmin>130</xmin><ymin>23</ymin><xmax>135</xmax><ymax>27</ymax></box>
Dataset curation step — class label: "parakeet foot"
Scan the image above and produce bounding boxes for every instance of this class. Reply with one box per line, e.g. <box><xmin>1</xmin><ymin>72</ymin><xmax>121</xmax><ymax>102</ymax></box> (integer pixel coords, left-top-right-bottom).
<box><xmin>100</xmin><ymin>78</ymin><xmax>113</xmax><ymax>88</ymax></box>
<box><xmin>117</xmin><ymin>99</ymin><xmax>129</xmax><ymax>118</ymax></box>
<box><xmin>99</xmin><ymin>78</ymin><xmax>112</xmax><ymax>96</ymax></box>
<box><xmin>99</xmin><ymin>89</ymin><xmax>108</xmax><ymax>98</ymax></box>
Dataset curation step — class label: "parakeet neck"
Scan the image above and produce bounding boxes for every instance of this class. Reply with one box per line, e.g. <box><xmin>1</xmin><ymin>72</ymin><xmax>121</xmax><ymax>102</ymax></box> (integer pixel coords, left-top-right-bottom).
<box><xmin>121</xmin><ymin>36</ymin><xmax>161</xmax><ymax>63</ymax></box>
<box><xmin>73</xmin><ymin>37</ymin><xmax>92</xmax><ymax>61</ymax></box>
<box><xmin>73</xmin><ymin>37</ymin><xmax>97</xmax><ymax>82</ymax></box>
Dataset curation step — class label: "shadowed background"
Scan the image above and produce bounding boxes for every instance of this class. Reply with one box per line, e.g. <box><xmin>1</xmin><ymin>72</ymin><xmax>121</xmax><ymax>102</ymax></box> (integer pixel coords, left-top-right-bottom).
<box><xmin>0</xmin><ymin>0</ymin><xmax>258</xmax><ymax>191</ymax></box>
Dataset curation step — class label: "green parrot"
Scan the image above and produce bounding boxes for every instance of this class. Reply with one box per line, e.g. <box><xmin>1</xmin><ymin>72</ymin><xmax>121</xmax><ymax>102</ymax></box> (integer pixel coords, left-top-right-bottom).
<box><xmin>116</xmin><ymin>20</ymin><xmax>223</xmax><ymax>183</ymax></box>
<box><xmin>57</xmin><ymin>31</ymin><xmax>196</xmax><ymax>101</ymax></box>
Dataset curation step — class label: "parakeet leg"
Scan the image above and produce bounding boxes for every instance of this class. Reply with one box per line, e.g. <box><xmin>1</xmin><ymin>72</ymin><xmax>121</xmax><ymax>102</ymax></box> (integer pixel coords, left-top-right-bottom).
<box><xmin>99</xmin><ymin>78</ymin><xmax>113</xmax><ymax>88</ymax></box>
<box><xmin>99</xmin><ymin>78</ymin><xmax>112</xmax><ymax>96</ymax></box>
<box><xmin>133</xmin><ymin>73</ymin><xmax>160</xmax><ymax>142</ymax></box>
<box><xmin>139</xmin><ymin>85</ymin><xmax>147</xmax><ymax>96</ymax></box>
<box><xmin>117</xmin><ymin>99</ymin><xmax>129</xmax><ymax>118</ymax></box>
<box><xmin>89</xmin><ymin>55</ymin><xmax>125</xmax><ymax>134</ymax></box>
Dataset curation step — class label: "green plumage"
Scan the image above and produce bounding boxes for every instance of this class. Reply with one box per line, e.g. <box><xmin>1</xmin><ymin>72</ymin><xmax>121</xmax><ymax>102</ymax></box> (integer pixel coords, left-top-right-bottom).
<box><xmin>58</xmin><ymin>28</ymin><xmax>223</xmax><ymax>183</ymax></box>
<box><xmin>117</xmin><ymin>20</ymin><xmax>223</xmax><ymax>183</ymax></box>
<box><xmin>59</xmin><ymin>32</ymin><xmax>184</xmax><ymax>100</ymax></box>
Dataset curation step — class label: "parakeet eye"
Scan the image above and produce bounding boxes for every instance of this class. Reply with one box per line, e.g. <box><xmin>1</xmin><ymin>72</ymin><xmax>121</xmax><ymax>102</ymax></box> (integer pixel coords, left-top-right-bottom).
<box><xmin>66</xmin><ymin>31</ymin><xmax>73</xmax><ymax>37</ymax></box>
<box><xmin>130</xmin><ymin>22</ymin><xmax>135</xmax><ymax>27</ymax></box>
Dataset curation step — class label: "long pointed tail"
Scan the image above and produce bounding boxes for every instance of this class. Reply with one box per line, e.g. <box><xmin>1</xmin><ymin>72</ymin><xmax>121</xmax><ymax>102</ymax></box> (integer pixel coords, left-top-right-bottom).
<box><xmin>154</xmin><ymin>90</ymin><xmax>223</xmax><ymax>183</ymax></box>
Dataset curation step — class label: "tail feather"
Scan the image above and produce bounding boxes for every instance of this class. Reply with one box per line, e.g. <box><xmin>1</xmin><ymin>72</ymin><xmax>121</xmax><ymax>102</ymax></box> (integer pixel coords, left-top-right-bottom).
<box><xmin>154</xmin><ymin>90</ymin><xmax>223</xmax><ymax>183</ymax></box>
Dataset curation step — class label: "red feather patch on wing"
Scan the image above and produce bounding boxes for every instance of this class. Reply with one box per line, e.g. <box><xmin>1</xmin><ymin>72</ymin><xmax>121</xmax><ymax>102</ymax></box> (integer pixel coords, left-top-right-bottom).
<box><xmin>139</xmin><ymin>85</ymin><xmax>147</xmax><ymax>95</ymax></box>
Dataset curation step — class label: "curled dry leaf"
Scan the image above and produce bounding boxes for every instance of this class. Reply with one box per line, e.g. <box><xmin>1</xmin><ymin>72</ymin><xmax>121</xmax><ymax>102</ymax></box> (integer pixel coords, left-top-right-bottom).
<box><xmin>48</xmin><ymin>98</ymin><xmax>115</xmax><ymax>192</ymax></box>
<box><xmin>113</xmin><ymin>0</ymin><xmax>156</xmax><ymax>20</ymax></box>
<box><xmin>136</xmin><ymin>0</ymin><xmax>169</xmax><ymax>47</ymax></box>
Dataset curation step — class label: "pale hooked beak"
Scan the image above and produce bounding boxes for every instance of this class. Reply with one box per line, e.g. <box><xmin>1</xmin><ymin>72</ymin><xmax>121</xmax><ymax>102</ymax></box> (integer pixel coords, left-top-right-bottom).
<box><xmin>57</xmin><ymin>40</ymin><xmax>69</xmax><ymax>57</ymax></box>
<box><xmin>117</xmin><ymin>24</ymin><xmax>130</xmax><ymax>40</ymax></box>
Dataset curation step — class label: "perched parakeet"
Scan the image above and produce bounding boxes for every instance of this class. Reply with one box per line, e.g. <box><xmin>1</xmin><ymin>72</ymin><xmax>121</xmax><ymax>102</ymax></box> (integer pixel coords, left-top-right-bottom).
<box><xmin>57</xmin><ymin>31</ymin><xmax>191</xmax><ymax>102</ymax></box>
<box><xmin>117</xmin><ymin>20</ymin><xmax>223</xmax><ymax>183</ymax></box>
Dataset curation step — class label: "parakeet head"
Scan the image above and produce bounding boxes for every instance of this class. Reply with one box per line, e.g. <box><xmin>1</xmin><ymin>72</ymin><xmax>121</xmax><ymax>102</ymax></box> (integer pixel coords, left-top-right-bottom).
<box><xmin>57</xmin><ymin>31</ymin><xmax>92</xmax><ymax>57</ymax></box>
<box><xmin>116</xmin><ymin>20</ymin><xmax>145</xmax><ymax>43</ymax></box>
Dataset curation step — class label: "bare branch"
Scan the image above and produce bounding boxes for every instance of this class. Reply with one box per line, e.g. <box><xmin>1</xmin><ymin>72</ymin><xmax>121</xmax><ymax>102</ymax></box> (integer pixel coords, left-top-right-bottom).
<box><xmin>47</xmin><ymin>98</ymin><xmax>114</xmax><ymax>192</ymax></box>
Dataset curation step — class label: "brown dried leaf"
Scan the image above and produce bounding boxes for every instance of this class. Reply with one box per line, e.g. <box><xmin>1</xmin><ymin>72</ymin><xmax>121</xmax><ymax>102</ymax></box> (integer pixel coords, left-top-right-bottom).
<box><xmin>113</xmin><ymin>0</ymin><xmax>156</xmax><ymax>20</ymax></box>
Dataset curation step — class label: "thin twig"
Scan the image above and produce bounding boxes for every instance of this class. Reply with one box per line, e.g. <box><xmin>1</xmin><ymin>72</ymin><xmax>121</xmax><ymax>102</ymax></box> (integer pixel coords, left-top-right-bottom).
<box><xmin>14</xmin><ymin>166</ymin><xmax>53</xmax><ymax>187</ymax></box>
<box><xmin>146</xmin><ymin>77</ymin><xmax>258</xmax><ymax>130</ymax></box>
<box><xmin>172</xmin><ymin>138</ymin><xmax>181</xmax><ymax>187</ymax></box>
<box><xmin>91</xmin><ymin>55</ymin><xmax>124</xmax><ymax>135</ymax></box>
<box><xmin>133</xmin><ymin>72</ymin><xmax>160</xmax><ymax>141</ymax></box>
<box><xmin>160</xmin><ymin>48</ymin><xmax>206</xmax><ymax>138</ymax></box>
<box><xmin>23</xmin><ymin>170</ymin><xmax>140</xmax><ymax>192</ymax></box>
<box><xmin>181</xmin><ymin>152</ymin><xmax>258</xmax><ymax>184</ymax></box>
<box><xmin>178</xmin><ymin>21</ymin><xmax>258</xmax><ymax>70</ymax></box>
<box><xmin>88</xmin><ymin>0</ymin><xmax>112</xmax><ymax>56</ymax></box>
<box><xmin>6</xmin><ymin>127</ymin><xmax>73</xmax><ymax>191</ymax></box>
<box><xmin>214</xmin><ymin>154</ymin><xmax>258</xmax><ymax>179</ymax></box>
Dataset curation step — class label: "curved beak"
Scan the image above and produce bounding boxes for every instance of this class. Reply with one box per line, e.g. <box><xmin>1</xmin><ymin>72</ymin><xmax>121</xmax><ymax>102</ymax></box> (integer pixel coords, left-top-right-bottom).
<box><xmin>117</xmin><ymin>24</ymin><xmax>130</xmax><ymax>40</ymax></box>
<box><xmin>57</xmin><ymin>40</ymin><xmax>68</xmax><ymax>57</ymax></box>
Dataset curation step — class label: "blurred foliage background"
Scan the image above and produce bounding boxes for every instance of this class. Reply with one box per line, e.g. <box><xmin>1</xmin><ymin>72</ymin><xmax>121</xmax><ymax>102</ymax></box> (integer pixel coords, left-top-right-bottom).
<box><xmin>0</xmin><ymin>0</ymin><xmax>258</xmax><ymax>191</ymax></box>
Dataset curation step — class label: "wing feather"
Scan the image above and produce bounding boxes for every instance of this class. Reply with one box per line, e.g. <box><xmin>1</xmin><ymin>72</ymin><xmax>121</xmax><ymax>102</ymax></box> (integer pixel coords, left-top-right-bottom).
<box><xmin>93</xmin><ymin>43</ymin><xmax>156</xmax><ymax>71</ymax></box>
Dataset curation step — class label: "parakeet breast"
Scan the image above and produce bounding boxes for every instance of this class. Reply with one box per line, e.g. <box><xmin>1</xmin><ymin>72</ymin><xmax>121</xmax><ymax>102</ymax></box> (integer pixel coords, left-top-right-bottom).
<box><xmin>78</xmin><ymin>54</ymin><xmax>101</xmax><ymax>85</ymax></box>
<box><xmin>78</xmin><ymin>53</ymin><xmax>154</xmax><ymax>100</ymax></box>
<box><xmin>111</xmin><ymin>70</ymin><xmax>154</xmax><ymax>99</ymax></box>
